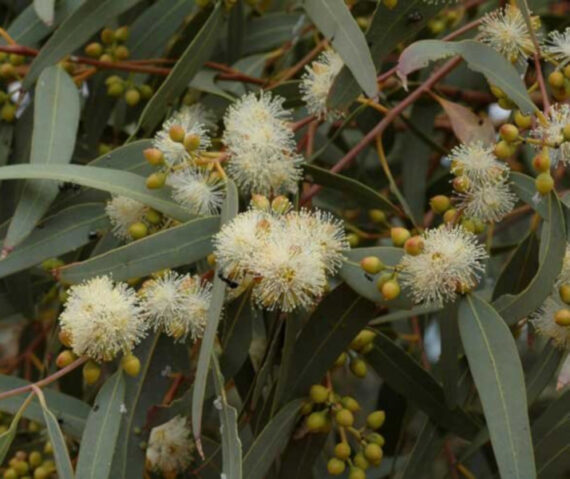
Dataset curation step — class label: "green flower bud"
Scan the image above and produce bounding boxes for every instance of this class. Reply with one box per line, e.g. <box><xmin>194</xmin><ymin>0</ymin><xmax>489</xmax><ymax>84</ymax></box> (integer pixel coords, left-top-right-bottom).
<box><xmin>334</xmin><ymin>442</ymin><xmax>351</xmax><ymax>460</ymax></box>
<box><xmin>309</xmin><ymin>384</ymin><xmax>329</xmax><ymax>404</ymax></box>
<box><xmin>554</xmin><ymin>308</ymin><xmax>570</xmax><ymax>326</ymax></box>
<box><xmin>360</xmin><ymin>256</ymin><xmax>384</xmax><ymax>274</ymax></box>
<box><xmin>327</xmin><ymin>457</ymin><xmax>346</xmax><ymax>475</ymax></box>
<box><xmin>366</xmin><ymin>410</ymin><xmax>386</xmax><ymax>430</ymax></box>
<box><xmin>335</xmin><ymin>408</ymin><xmax>354</xmax><ymax>427</ymax></box>
<box><xmin>128</xmin><ymin>222</ymin><xmax>148</xmax><ymax>240</ymax></box>
<box><xmin>381</xmin><ymin>279</ymin><xmax>400</xmax><ymax>301</ymax></box>
<box><xmin>364</xmin><ymin>443</ymin><xmax>383</xmax><ymax>465</ymax></box>
<box><xmin>350</xmin><ymin>358</ymin><xmax>367</xmax><ymax>378</ymax></box>
<box><xmin>430</xmin><ymin>195</ymin><xmax>451</xmax><ymax>214</ymax></box>
<box><xmin>390</xmin><ymin>227</ymin><xmax>410</xmax><ymax>246</ymax></box>
<box><xmin>535</xmin><ymin>172</ymin><xmax>554</xmax><ymax>195</ymax></box>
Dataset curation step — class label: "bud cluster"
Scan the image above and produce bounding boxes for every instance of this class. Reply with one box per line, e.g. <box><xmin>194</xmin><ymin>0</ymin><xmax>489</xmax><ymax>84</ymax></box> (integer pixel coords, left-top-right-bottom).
<box><xmin>105</xmin><ymin>75</ymin><xmax>153</xmax><ymax>107</ymax></box>
<box><xmin>333</xmin><ymin>329</ymin><xmax>378</xmax><ymax>379</ymax></box>
<box><xmin>0</xmin><ymin>435</ymin><xmax>58</xmax><ymax>479</ymax></box>
<box><xmin>85</xmin><ymin>26</ymin><xmax>130</xmax><ymax>63</ymax></box>
<box><xmin>302</xmin><ymin>381</ymin><xmax>387</xmax><ymax>478</ymax></box>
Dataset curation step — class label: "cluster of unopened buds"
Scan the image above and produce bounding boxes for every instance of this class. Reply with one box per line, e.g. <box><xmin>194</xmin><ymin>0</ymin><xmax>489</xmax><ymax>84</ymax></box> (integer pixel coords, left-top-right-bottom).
<box><xmin>303</xmin><ymin>382</ymin><xmax>386</xmax><ymax>478</ymax></box>
<box><xmin>333</xmin><ymin>329</ymin><xmax>378</xmax><ymax>379</ymax></box>
<box><xmin>85</xmin><ymin>26</ymin><xmax>130</xmax><ymax>63</ymax></box>
<box><xmin>1</xmin><ymin>431</ymin><xmax>57</xmax><ymax>479</ymax></box>
<box><xmin>105</xmin><ymin>76</ymin><xmax>153</xmax><ymax>107</ymax></box>
<box><xmin>547</xmin><ymin>65</ymin><xmax>570</xmax><ymax>101</ymax></box>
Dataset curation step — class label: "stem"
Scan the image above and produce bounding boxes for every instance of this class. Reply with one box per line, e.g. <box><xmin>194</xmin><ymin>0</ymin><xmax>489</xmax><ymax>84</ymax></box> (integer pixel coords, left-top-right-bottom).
<box><xmin>302</xmin><ymin>56</ymin><xmax>463</xmax><ymax>203</ymax></box>
<box><xmin>0</xmin><ymin>357</ymin><xmax>87</xmax><ymax>401</ymax></box>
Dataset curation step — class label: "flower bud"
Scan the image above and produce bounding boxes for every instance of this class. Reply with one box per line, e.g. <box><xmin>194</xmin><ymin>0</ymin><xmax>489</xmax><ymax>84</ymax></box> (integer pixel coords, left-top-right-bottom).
<box><xmin>335</xmin><ymin>408</ymin><xmax>354</xmax><ymax>427</ymax></box>
<box><xmin>349</xmin><ymin>468</ymin><xmax>366</xmax><ymax>479</ymax></box>
<box><xmin>13</xmin><ymin>461</ymin><xmax>28</xmax><ymax>475</ymax></box>
<box><xmin>354</xmin><ymin>452</ymin><xmax>369</xmax><ymax>470</ymax></box>
<box><xmin>3</xmin><ymin>469</ymin><xmax>17</xmax><ymax>479</ymax></box>
<box><xmin>250</xmin><ymin>194</ymin><xmax>270</xmax><ymax>211</ymax></box>
<box><xmin>33</xmin><ymin>467</ymin><xmax>49</xmax><ymax>479</ymax></box>
<box><xmin>443</xmin><ymin>208</ymin><xmax>457</xmax><ymax>224</ymax></box>
<box><xmin>8</xmin><ymin>54</ymin><xmax>24</xmax><ymax>66</ymax></box>
<box><xmin>497</xmin><ymin>97</ymin><xmax>515</xmax><ymax>110</ymax></box>
<box><xmin>350</xmin><ymin>358</ymin><xmax>367</xmax><ymax>378</ymax></box>
<box><xmin>56</xmin><ymin>350</ymin><xmax>76</xmax><ymax>369</ymax></box>
<box><xmin>334</xmin><ymin>442</ymin><xmax>351</xmax><ymax>460</ymax></box>
<box><xmin>300</xmin><ymin>401</ymin><xmax>313</xmax><ymax>415</ymax></box>
<box><xmin>350</xmin><ymin>330</ymin><xmax>376</xmax><ymax>351</ymax></box>
<box><xmin>327</xmin><ymin>457</ymin><xmax>346</xmax><ymax>476</ymax></box>
<box><xmin>548</xmin><ymin>71</ymin><xmax>565</xmax><ymax>89</ymax></box>
<box><xmin>535</xmin><ymin>172</ymin><xmax>554</xmax><ymax>195</ymax></box>
<box><xmin>146</xmin><ymin>172</ymin><xmax>167</xmax><ymax>189</ymax></box>
<box><xmin>554</xmin><ymin>308</ymin><xmax>570</xmax><ymax>327</ymax></box>
<box><xmin>430</xmin><ymin>195</ymin><xmax>451</xmax><ymax>214</ymax></box>
<box><xmin>452</xmin><ymin>176</ymin><xmax>470</xmax><ymax>193</ymax></box>
<box><xmin>513</xmin><ymin>110</ymin><xmax>532</xmax><ymax>129</ymax></box>
<box><xmin>143</xmin><ymin>148</ymin><xmax>164</xmax><ymax>166</ymax></box>
<box><xmin>139</xmin><ymin>84</ymin><xmax>153</xmax><ymax>99</ymax></box>
<box><xmin>367</xmin><ymin>432</ymin><xmax>385</xmax><ymax>446</ymax></box>
<box><xmin>99</xmin><ymin>53</ymin><xmax>113</xmax><ymax>63</ymax></box>
<box><xmin>271</xmin><ymin>195</ymin><xmax>291</xmax><ymax>214</ymax></box>
<box><xmin>532</xmin><ymin>150</ymin><xmax>550</xmax><ymax>172</ymax></box>
<box><xmin>85</xmin><ymin>42</ymin><xmax>103</xmax><ymax>58</ymax></box>
<box><xmin>381</xmin><ymin>279</ymin><xmax>400</xmax><ymax>301</ymax></box>
<box><xmin>334</xmin><ymin>352</ymin><xmax>347</xmax><ymax>367</ymax></box>
<box><xmin>559</xmin><ymin>284</ymin><xmax>570</xmax><ymax>304</ymax></box>
<box><xmin>490</xmin><ymin>85</ymin><xmax>506</xmax><ymax>98</ymax></box>
<box><xmin>169</xmin><ymin>124</ymin><xmax>185</xmax><ymax>143</ymax></box>
<box><xmin>383</xmin><ymin>0</ymin><xmax>397</xmax><ymax>9</ymax></box>
<box><xmin>128</xmin><ymin>222</ymin><xmax>148</xmax><ymax>240</ymax></box>
<box><xmin>341</xmin><ymin>396</ymin><xmax>361</xmax><ymax>412</ymax></box>
<box><xmin>124</xmin><ymin>88</ymin><xmax>140</xmax><ymax>107</ymax></box>
<box><xmin>364</xmin><ymin>443</ymin><xmax>383</xmax><ymax>465</ymax></box>
<box><xmin>366</xmin><ymin>410</ymin><xmax>386</xmax><ymax>429</ymax></box>
<box><xmin>306</xmin><ymin>411</ymin><xmax>327</xmax><ymax>432</ymax></box>
<box><xmin>390</xmin><ymin>227</ymin><xmax>410</xmax><ymax>246</ymax></box>
<box><xmin>473</xmin><ymin>219</ymin><xmax>486</xmax><ymax>234</ymax></box>
<box><xmin>115</xmin><ymin>26</ymin><xmax>130</xmax><ymax>42</ymax></box>
<box><xmin>461</xmin><ymin>218</ymin><xmax>476</xmax><ymax>233</ymax></box>
<box><xmin>360</xmin><ymin>256</ymin><xmax>384</xmax><ymax>274</ymax></box>
<box><xmin>107</xmin><ymin>82</ymin><xmax>125</xmax><ymax>97</ymax></box>
<box><xmin>499</xmin><ymin>123</ymin><xmax>519</xmax><ymax>142</ymax></box>
<box><xmin>0</xmin><ymin>63</ymin><xmax>15</xmax><ymax>80</ymax></box>
<box><xmin>404</xmin><ymin>236</ymin><xmax>424</xmax><ymax>256</ymax></box>
<box><xmin>182</xmin><ymin>133</ymin><xmax>200</xmax><ymax>152</ymax></box>
<box><xmin>83</xmin><ymin>361</ymin><xmax>101</xmax><ymax>385</ymax></box>
<box><xmin>347</xmin><ymin>233</ymin><xmax>359</xmax><ymax>247</ymax></box>
<box><xmin>375</xmin><ymin>272</ymin><xmax>392</xmax><ymax>292</ymax></box>
<box><xmin>121</xmin><ymin>354</ymin><xmax>141</xmax><ymax>376</ymax></box>
<box><xmin>100</xmin><ymin>28</ymin><xmax>115</xmax><ymax>44</ymax></box>
<box><xmin>563</xmin><ymin>124</ymin><xmax>570</xmax><ymax>142</ymax></box>
<box><xmin>145</xmin><ymin>209</ymin><xmax>162</xmax><ymax>225</ymax></box>
<box><xmin>368</xmin><ymin>209</ymin><xmax>386</xmax><ymax>223</ymax></box>
<box><xmin>29</xmin><ymin>452</ymin><xmax>42</xmax><ymax>468</ymax></box>
<box><xmin>309</xmin><ymin>384</ymin><xmax>329</xmax><ymax>404</ymax></box>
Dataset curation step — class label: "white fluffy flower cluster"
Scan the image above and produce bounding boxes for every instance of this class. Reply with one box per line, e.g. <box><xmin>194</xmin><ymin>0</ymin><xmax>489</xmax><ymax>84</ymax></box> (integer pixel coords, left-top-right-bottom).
<box><xmin>300</xmin><ymin>50</ymin><xmax>344</xmax><ymax>120</ymax></box>
<box><xmin>213</xmin><ymin>207</ymin><xmax>349</xmax><ymax>311</ymax></box>
<box><xmin>152</xmin><ymin>105</ymin><xmax>215</xmax><ymax>167</ymax></box>
<box><xmin>59</xmin><ymin>276</ymin><xmax>147</xmax><ymax>362</ymax></box>
<box><xmin>58</xmin><ymin>272</ymin><xmax>213</xmax><ymax>361</ymax></box>
<box><xmin>105</xmin><ymin>196</ymin><xmax>150</xmax><ymax>241</ymax></box>
<box><xmin>450</xmin><ymin>142</ymin><xmax>516</xmax><ymax>223</ymax></box>
<box><xmin>399</xmin><ymin>225</ymin><xmax>488</xmax><ymax>305</ymax></box>
<box><xmin>222</xmin><ymin>92</ymin><xmax>303</xmax><ymax>195</ymax></box>
<box><xmin>531</xmin><ymin>245</ymin><xmax>570</xmax><ymax>350</ymax></box>
<box><xmin>531</xmin><ymin>103</ymin><xmax>570</xmax><ymax>166</ymax></box>
<box><xmin>140</xmin><ymin>271</ymin><xmax>212</xmax><ymax>341</ymax></box>
<box><xmin>168</xmin><ymin>167</ymin><xmax>225</xmax><ymax>216</ymax></box>
<box><xmin>544</xmin><ymin>27</ymin><xmax>570</xmax><ymax>68</ymax></box>
<box><xmin>146</xmin><ymin>415</ymin><xmax>194</xmax><ymax>474</ymax></box>
<box><xmin>479</xmin><ymin>5</ymin><xmax>537</xmax><ymax>65</ymax></box>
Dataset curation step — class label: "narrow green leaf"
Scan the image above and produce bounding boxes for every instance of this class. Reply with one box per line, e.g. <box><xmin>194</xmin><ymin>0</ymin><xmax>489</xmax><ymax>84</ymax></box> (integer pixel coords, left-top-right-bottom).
<box><xmin>397</xmin><ymin>40</ymin><xmax>537</xmax><ymax>114</ymax></box>
<box><xmin>0</xmin><ymin>375</ymin><xmax>89</xmax><ymax>439</ymax></box>
<box><xmin>24</xmin><ymin>0</ymin><xmax>144</xmax><ymax>87</ymax></box>
<box><xmin>0</xmin><ymin>204</ymin><xmax>109</xmax><ymax>280</ymax></box>
<box><xmin>303</xmin><ymin>163</ymin><xmax>398</xmax><ymax>214</ymax></box>
<box><xmin>33</xmin><ymin>0</ymin><xmax>55</xmax><ymax>26</ymax></box>
<box><xmin>492</xmin><ymin>231</ymin><xmax>539</xmax><ymax>300</ymax></box>
<box><xmin>242</xmin><ymin>399</ymin><xmax>303</xmax><ymax>479</ymax></box>
<box><xmin>330</xmin><ymin>0</ymin><xmax>442</xmax><ymax>109</ymax></box>
<box><xmin>243</xmin><ymin>13</ymin><xmax>303</xmax><ymax>55</ymax></box>
<box><xmin>282</xmin><ymin>284</ymin><xmax>376</xmax><ymax>402</ymax></box>
<box><xmin>301</xmin><ymin>0</ymin><xmax>377</xmax><ymax>98</ymax></box>
<box><xmin>76</xmin><ymin>372</ymin><xmax>125</xmax><ymax>479</ymax></box>
<box><xmin>526</xmin><ymin>341</ymin><xmax>566</xmax><ymax>405</ymax></box>
<box><xmin>535</xmin><ymin>419</ymin><xmax>570</xmax><ymax>477</ymax></box>
<box><xmin>139</xmin><ymin>3</ymin><xmax>224</xmax><ymax>133</ymax></box>
<box><xmin>192</xmin><ymin>181</ymin><xmax>238</xmax><ymax>453</ymax></box>
<box><xmin>36</xmin><ymin>390</ymin><xmax>75</xmax><ymax>479</ymax></box>
<box><xmin>440</xmin><ymin>302</ymin><xmax>460</xmax><ymax>409</ymax></box>
<box><xmin>227</xmin><ymin>0</ymin><xmax>245</xmax><ymax>63</ymax></box>
<box><xmin>60</xmin><ymin>216</ymin><xmax>219</xmax><ymax>283</ymax></box>
<box><xmin>0</xmin><ymin>393</ymin><xmax>34</xmax><ymax>464</ymax></box>
<box><xmin>0</xmin><ymin>164</ymin><xmax>191</xmax><ymax>221</ymax></box>
<box><xmin>127</xmin><ymin>0</ymin><xmax>195</xmax><ymax>59</ymax></box>
<box><xmin>510</xmin><ymin>172</ymin><xmax>549</xmax><ymax>218</ymax></box>
<box><xmin>212</xmin><ymin>356</ymin><xmax>242</xmax><ymax>479</ymax></box>
<box><xmin>110</xmin><ymin>333</ymin><xmax>189</xmax><ymax>479</ymax></box>
<box><xmin>458</xmin><ymin>294</ymin><xmax>536</xmax><ymax>479</ymax></box>
<box><xmin>277</xmin><ymin>433</ymin><xmax>328</xmax><ymax>479</ymax></box>
<box><xmin>5</xmin><ymin>66</ymin><xmax>80</xmax><ymax>249</ymax></box>
<box><xmin>493</xmin><ymin>185</ymin><xmax>565</xmax><ymax>325</ymax></box>
<box><xmin>367</xmin><ymin>333</ymin><xmax>479</xmax><ymax>439</ymax></box>
<box><xmin>532</xmin><ymin>388</ymin><xmax>569</xmax><ymax>446</ymax></box>
<box><xmin>89</xmin><ymin>140</ymin><xmax>153</xmax><ymax>176</ymax></box>
<box><xmin>401</xmin><ymin>417</ymin><xmax>445</xmax><ymax>479</ymax></box>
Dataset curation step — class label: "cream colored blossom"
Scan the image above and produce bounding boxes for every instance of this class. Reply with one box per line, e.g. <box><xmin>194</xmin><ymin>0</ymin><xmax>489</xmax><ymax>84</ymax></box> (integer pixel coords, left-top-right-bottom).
<box><xmin>168</xmin><ymin>167</ymin><xmax>225</xmax><ymax>215</ymax></box>
<box><xmin>479</xmin><ymin>5</ymin><xmax>537</xmax><ymax>64</ymax></box>
<box><xmin>105</xmin><ymin>196</ymin><xmax>149</xmax><ymax>241</ymax></box>
<box><xmin>530</xmin><ymin>296</ymin><xmax>570</xmax><ymax>350</ymax></box>
<box><xmin>146</xmin><ymin>415</ymin><xmax>194</xmax><ymax>474</ymax></box>
<box><xmin>300</xmin><ymin>50</ymin><xmax>344</xmax><ymax>120</ymax></box>
<box><xmin>59</xmin><ymin>276</ymin><xmax>147</xmax><ymax>361</ymax></box>
<box><xmin>531</xmin><ymin>103</ymin><xmax>570</xmax><ymax>165</ymax></box>
<box><xmin>399</xmin><ymin>226</ymin><xmax>488</xmax><ymax>305</ymax></box>
<box><xmin>544</xmin><ymin>27</ymin><xmax>570</xmax><ymax>67</ymax></box>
